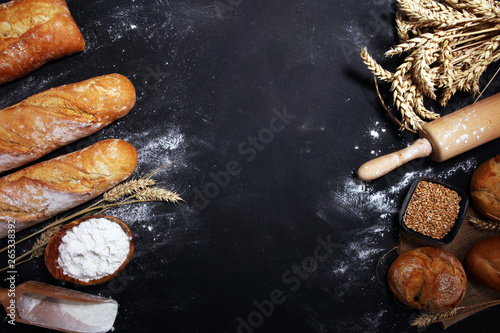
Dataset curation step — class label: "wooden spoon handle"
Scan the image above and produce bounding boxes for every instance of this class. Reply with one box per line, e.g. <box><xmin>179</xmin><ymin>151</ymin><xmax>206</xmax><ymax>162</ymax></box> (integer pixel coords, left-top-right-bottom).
<box><xmin>18</xmin><ymin>281</ymin><xmax>117</xmax><ymax>303</ymax></box>
<box><xmin>0</xmin><ymin>286</ymin><xmax>10</xmax><ymax>309</ymax></box>
<box><xmin>357</xmin><ymin>138</ymin><xmax>433</xmax><ymax>181</ymax></box>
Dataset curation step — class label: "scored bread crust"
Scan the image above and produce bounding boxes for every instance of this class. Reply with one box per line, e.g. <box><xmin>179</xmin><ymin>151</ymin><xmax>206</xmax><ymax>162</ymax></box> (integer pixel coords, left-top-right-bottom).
<box><xmin>0</xmin><ymin>0</ymin><xmax>85</xmax><ymax>84</ymax></box>
<box><xmin>470</xmin><ymin>155</ymin><xmax>500</xmax><ymax>222</ymax></box>
<box><xmin>0</xmin><ymin>74</ymin><xmax>136</xmax><ymax>173</ymax></box>
<box><xmin>387</xmin><ymin>247</ymin><xmax>467</xmax><ymax>313</ymax></box>
<box><xmin>0</xmin><ymin>139</ymin><xmax>138</xmax><ymax>238</ymax></box>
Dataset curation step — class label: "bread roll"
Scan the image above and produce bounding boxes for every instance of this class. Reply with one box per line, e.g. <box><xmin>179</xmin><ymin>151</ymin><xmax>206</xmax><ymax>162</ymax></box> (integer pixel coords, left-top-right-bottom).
<box><xmin>465</xmin><ymin>236</ymin><xmax>500</xmax><ymax>293</ymax></box>
<box><xmin>387</xmin><ymin>247</ymin><xmax>466</xmax><ymax>312</ymax></box>
<box><xmin>470</xmin><ymin>155</ymin><xmax>500</xmax><ymax>222</ymax></box>
<box><xmin>0</xmin><ymin>0</ymin><xmax>85</xmax><ymax>84</ymax></box>
<box><xmin>0</xmin><ymin>139</ymin><xmax>137</xmax><ymax>238</ymax></box>
<box><xmin>0</xmin><ymin>74</ymin><xmax>136</xmax><ymax>173</ymax></box>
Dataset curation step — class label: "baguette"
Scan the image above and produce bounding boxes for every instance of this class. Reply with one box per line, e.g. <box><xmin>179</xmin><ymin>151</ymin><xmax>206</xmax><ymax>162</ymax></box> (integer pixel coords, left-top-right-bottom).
<box><xmin>0</xmin><ymin>0</ymin><xmax>85</xmax><ymax>84</ymax></box>
<box><xmin>0</xmin><ymin>73</ymin><xmax>136</xmax><ymax>173</ymax></box>
<box><xmin>0</xmin><ymin>139</ymin><xmax>138</xmax><ymax>238</ymax></box>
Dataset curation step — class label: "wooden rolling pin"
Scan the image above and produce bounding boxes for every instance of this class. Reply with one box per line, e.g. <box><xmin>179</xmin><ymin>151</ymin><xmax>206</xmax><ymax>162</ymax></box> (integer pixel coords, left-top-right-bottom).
<box><xmin>357</xmin><ymin>93</ymin><xmax>500</xmax><ymax>181</ymax></box>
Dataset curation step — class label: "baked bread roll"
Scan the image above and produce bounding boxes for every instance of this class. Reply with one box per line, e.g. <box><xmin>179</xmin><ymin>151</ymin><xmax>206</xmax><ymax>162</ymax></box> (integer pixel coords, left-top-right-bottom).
<box><xmin>387</xmin><ymin>247</ymin><xmax>466</xmax><ymax>312</ymax></box>
<box><xmin>0</xmin><ymin>74</ymin><xmax>136</xmax><ymax>173</ymax></box>
<box><xmin>0</xmin><ymin>0</ymin><xmax>85</xmax><ymax>84</ymax></box>
<box><xmin>465</xmin><ymin>236</ymin><xmax>500</xmax><ymax>293</ymax></box>
<box><xmin>0</xmin><ymin>139</ymin><xmax>137</xmax><ymax>238</ymax></box>
<box><xmin>470</xmin><ymin>155</ymin><xmax>500</xmax><ymax>222</ymax></box>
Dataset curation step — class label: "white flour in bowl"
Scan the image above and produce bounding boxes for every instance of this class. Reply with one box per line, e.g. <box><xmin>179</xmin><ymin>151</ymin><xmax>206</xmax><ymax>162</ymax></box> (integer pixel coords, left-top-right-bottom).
<box><xmin>57</xmin><ymin>217</ymin><xmax>131</xmax><ymax>282</ymax></box>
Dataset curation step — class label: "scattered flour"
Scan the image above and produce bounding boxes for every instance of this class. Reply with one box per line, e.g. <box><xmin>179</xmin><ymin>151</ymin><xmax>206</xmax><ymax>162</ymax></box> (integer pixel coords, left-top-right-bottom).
<box><xmin>116</xmin><ymin>125</ymin><xmax>188</xmax><ymax>173</ymax></box>
<box><xmin>332</xmin><ymin>156</ymin><xmax>477</xmax><ymax>224</ymax></box>
<box><xmin>370</xmin><ymin>130</ymin><xmax>380</xmax><ymax>139</ymax></box>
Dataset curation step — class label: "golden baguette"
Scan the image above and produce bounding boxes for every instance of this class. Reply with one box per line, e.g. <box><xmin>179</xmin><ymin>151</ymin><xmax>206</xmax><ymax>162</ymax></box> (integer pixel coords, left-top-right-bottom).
<box><xmin>0</xmin><ymin>139</ymin><xmax>138</xmax><ymax>238</ymax></box>
<box><xmin>0</xmin><ymin>0</ymin><xmax>85</xmax><ymax>84</ymax></box>
<box><xmin>0</xmin><ymin>73</ymin><xmax>136</xmax><ymax>173</ymax></box>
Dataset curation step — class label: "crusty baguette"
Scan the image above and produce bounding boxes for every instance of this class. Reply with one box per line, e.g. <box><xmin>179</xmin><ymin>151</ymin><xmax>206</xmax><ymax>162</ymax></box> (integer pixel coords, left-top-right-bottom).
<box><xmin>0</xmin><ymin>139</ymin><xmax>138</xmax><ymax>238</ymax></box>
<box><xmin>0</xmin><ymin>73</ymin><xmax>136</xmax><ymax>173</ymax></box>
<box><xmin>0</xmin><ymin>0</ymin><xmax>85</xmax><ymax>84</ymax></box>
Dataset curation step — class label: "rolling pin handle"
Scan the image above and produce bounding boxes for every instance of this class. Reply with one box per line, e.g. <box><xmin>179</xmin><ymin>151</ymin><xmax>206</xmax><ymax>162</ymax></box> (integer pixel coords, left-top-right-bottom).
<box><xmin>357</xmin><ymin>138</ymin><xmax>433</xmax><ymax>181</ymax></box>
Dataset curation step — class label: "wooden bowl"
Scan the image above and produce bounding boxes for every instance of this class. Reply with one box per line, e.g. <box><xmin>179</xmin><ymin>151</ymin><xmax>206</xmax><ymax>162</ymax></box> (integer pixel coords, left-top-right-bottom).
<box><xmin>45</xmin><ymin>215</ymin><xmax>134</xmax><ymax>286</ymax></box>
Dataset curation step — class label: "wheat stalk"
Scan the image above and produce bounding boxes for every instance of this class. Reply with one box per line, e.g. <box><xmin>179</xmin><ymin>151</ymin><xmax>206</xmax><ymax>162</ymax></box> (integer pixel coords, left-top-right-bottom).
<box><xmin>30</xmin><ymin>225</ymin><xmax>61</xmax><ymax>258</ymax></box>
<box><xmin>395</xmin><ymin>12</ymin><xmax>414</xmax><ymax>42</ymax></box>
<box><xmin>410</xmin><ymin>299</ymin><xmax>500</xmax><ymax>329</ymax></box>
<box><xmin>410</xmin><ymin>307</ymin><xmax>461</xmax><ymax>329</ymax></box>
<box><xmin>411</xmin><ymin>36</ymin><xmax>441</xmax><ymax>99</ymax></box>
<box><xmin>103</xmin><ymin>178</ymin><xmax>156</xmax><ymax>202</ymax></box>
<box><xmin>469</xmin><ymin>215</ymin><xmax>500</xmax><ymax>231</ymax></box>
<box><xmin>134</xmin><ymin>187</ymin><xmax>184</xmax><ymax>203</ymax></box>
<box><xmin>385</xmin><ymin>34</ymin><xmax>434</xmax><ymax>57</ymax></box>
<box><xmin>360</xmin><ymin>47</ymin><xmax>394</xmax><ymax>82</ymax></box>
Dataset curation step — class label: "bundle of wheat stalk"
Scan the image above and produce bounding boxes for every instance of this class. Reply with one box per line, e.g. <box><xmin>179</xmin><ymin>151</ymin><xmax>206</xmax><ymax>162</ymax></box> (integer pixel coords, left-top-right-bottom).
<box><xmin>361</xmin><ymin>0</ymin><xmax>500</xmax><ymax>131</ymax></box>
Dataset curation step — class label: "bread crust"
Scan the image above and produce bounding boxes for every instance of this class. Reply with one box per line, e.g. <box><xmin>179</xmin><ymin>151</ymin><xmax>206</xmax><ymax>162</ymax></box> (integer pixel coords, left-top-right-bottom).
<box><xmin>465</xmin><ymin>236</ymin><xmax>500</xmax><ymax>293</ymax></box>
<box><xmin>0</xmin><ymin>74</ymin><xmax>136</xmax><ymax>173</ymax></box>
<box><xmin>470</xmin><ymin>155</ymin><xmax>500</xmax><ymax>222</ymax></box>
<box><xmin>0</xmin><ymin>0</ymin><xmax>85</xmax><ymax>84</ymax></box>
<box><xmin>387</xmin><ymin>247</ymin><xmax>467</xmax><ymax>312</ymax></box>
<box><xmin>0</xmin><ymin>139</ymin><xmax>137</xmax><ymax>238</ymax></box>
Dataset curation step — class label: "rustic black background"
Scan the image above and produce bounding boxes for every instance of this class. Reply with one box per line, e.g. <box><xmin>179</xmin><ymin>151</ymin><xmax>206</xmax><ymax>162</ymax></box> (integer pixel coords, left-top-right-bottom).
<box><xmin>1</xmin><ymin>0</ymin><xmax>499</xmax><ymax>332</ymax></box>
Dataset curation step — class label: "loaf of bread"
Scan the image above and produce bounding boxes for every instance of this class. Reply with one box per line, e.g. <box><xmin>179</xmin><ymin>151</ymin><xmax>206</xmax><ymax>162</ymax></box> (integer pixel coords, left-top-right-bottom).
<box><xmin>470</xmin><ymin>155</ymin><xmax>500</xmax><ymax>222</ymax></box>
<box><xmin>0</xmin><ymin>74</ymin><xmax>136</xmax><ymax>173</ymax></box>
<box><xmin>0</xmin><ymin>0</ymin><xmax>85</xmax><ymax>84</ymax></box>
<box><xmin>387</xmin><ymin>247</ymin><xmax>467</xmax><ymax>312</ymax></box>
<box><xmin>0</xmin><ymin>139</ymin><xmax>137</xmax><ymax>238</ymax></box>
<box><xmin>465</xmin><ymin>236</ymin><xmax>500</xmax><ymax>293</ymax></box>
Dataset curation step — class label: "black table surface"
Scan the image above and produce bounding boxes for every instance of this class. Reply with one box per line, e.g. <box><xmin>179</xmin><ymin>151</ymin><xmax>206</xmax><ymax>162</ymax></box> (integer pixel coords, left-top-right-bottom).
<box><xmin>1</xmin><ymin>0</ymin><xmax>499</xmax><ymax>332</ymax></box>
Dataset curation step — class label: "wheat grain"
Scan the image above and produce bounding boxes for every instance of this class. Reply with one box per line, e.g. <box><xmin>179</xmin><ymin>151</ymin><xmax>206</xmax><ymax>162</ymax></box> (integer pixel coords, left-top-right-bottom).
<box><xmin>395</xmin><ymin>12</ymin><xmax>413</xmax><ymax>42</ymax></box>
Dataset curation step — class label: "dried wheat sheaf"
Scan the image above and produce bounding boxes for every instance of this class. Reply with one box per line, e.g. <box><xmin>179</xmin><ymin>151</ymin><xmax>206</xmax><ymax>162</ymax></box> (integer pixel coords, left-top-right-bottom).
<box><xmin>362</xmin><ymin>0</ymin><xmax>500</xmax><ymax>131</ymax></box>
